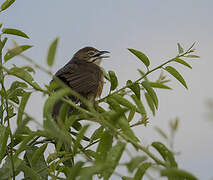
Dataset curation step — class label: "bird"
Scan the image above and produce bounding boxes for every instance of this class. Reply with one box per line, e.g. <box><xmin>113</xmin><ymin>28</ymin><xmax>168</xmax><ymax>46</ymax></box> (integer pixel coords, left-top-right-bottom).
<box><xmin>51</xmin><ymin>46</ymin><xmax>110</xmax><ymax>118</ymax></box>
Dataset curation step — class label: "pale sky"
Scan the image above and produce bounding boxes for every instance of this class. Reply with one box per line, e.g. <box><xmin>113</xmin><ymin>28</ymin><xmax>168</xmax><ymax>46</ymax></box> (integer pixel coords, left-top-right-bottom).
<box><xmin>1</xmin><ymin>0</ymin><xmax>213</xmax><ymax>179</ymax></box>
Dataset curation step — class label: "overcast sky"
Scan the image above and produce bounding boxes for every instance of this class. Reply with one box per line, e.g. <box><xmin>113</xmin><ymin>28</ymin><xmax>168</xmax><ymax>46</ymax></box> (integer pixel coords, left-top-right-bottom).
<box><xmin>1</xmin><ymin>0</ymin><xmax>213</xmax><ymax>179</ymax></box>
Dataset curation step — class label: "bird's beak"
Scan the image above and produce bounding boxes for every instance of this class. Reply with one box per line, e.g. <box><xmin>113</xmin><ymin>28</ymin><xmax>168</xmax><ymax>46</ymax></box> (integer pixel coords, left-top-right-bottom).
<box><xmin>95</xmin><ymin>51</ymin><xmax>110</xmax><ymax>59</ymax></box>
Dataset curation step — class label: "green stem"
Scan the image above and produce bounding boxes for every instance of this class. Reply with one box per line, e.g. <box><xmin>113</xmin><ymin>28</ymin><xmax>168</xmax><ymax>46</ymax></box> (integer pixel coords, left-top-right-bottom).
<box><xmin>1</xmin><ymin>82</ymin><xmax>16</xmax><ymax>180</ymax></box>
<box><xmin>0</xmin><ymin>37</ymin><xmax>15</xmax><ymax>179</ymax></box>
<box><xmin>99</xmin><ymin>51</ymin><xmax>190</xmax><ymax>103</ymax></box>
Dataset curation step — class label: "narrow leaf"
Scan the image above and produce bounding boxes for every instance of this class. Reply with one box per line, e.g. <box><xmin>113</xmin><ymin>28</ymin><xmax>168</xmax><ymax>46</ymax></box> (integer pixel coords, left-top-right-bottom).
<box><xmin>142</xmin><ymin>81</ymin><xmax>158</xmax><ymax>109</ymax></box>
<box><xmin>47</xmin><ymin>38</ymin><xmax>58</xmax><ymax>67</ymax></box>
<box><xmin>96</xmin><ymin>130</ymin><xmax>113</xmax><ymax>163</ymax></box>
<box><xmin>108</xmin><ymin>70</ymin><xmax>118</xmax><ymax>91</ymax></box>
<box><xmin>177</xmin><ymin>43</ymin><xmax>184</xmax><ymax>54</ymax></box>
<box><xmin>0</xmin><ymin>126</ymin><xmax>9</xmax><ymax>163</ymax></box>
<box><xmin>118</xmin><ymin>117</ymin><xmax>139</xmax><ymax>143</ymax></box>
<box><xmin>126</xmin><ymin>156</ymin><xmax>147</xmax><ymax>173</ymax></box>
<box><xmin>152</xmin><ymin>142</ymin><xmax>177</xmax><ymax>167</ymax></box>
<box><xmin>15</xmin><ymin>133</ymin><xmax>36</xmax><ymax>156</ymax></box>
<box><xmin>173</xmin><ymin>57</ymin><xmax>192</xmax><ymax>69</ymax></box>
<box><xmin>128</xmin><ymin>48</ymin><xmax>150</xmax><ymax>67</ymax></box>
<box><xmin>134</xmin><ymin>162</ymin><xmax>152</xmax><ymax>180</ymax></box>
<box><xmin>149</xmin><ymin>82</ymin><xmax>172</xmax><ymax>90</ymax></box>
<box><xmin>112</xmin><ymin>94</ymin><xmax>136</xmax><ymax>110</ymax></box>
<box><xmin>6</xmin><ymin>66</ymin><xmax>41</xmax><ymax>90</ymax></box>
<box><xmin>185</xmin><ymin>55</ymin><xmax>200</xmax><ymax>58</ymax></box>
<box><xmin>154</xmin><ymin>127</ymin><xmax>168</xmax><ymax>140</ymax></box>
<box><xmin>43</xmin><ymin>88</ymin><xmax>71</xmax><ymax>120</ymax></box>
<box><xmin>145</xmin><ymin>92</ymin><xmax>155</xmax><ymax>116</ymax></box>
<box><xmin>161</xmin><ymin>168</ymin><xmax>198</xmax><ymax>180</ymax></box>
<box><xmin>127</xmin><ymin>80</ymin><xmax>140</xmax><ymax>99</ymax></box>
<box><xmin>90</xmin><ymin>126</ymin><xmax>104</xmax><ymax>143</ymax></box>
<box><xmin>165</xmin><ymin>66</ymin><xmax>188</xmax><ymax>89</ymax></box>
<box><xmin>4</xmin><ymin>45</ymin><xmax>32</xmax><ymax>62</ymax></box>
<box><xmin>73</xmin><ymin>125</ymin><xmax>89</xmax><ymax>154</ymax></box>
<box><xmin>17</xmin><ymin>92</ymin><xmax>31</xmax><ymax>124</ymax></box>
<box><xmin>127</xmin><ymin>106</ymin><xmax>136</xmax><ymax>122</ymax></box>
<box><xmin>103</xmin><ymin>141</ymin><xmax>126</xmax><ymax>180</ymax></box>
<box><xmin>131</xmin><ymin>94</ymin><xmax>146</xmax><ymax>117</ymax></box>
<box><xmin>122</xmin><ymin>177</ymin><xmax>134</xmax><ymax>180</ymax></box>
<box><xmin>2</xmin><ymin>28</ymin><xmax>29</xmax><ymax>38</ymax></box>
<box><xmin>68</xmin><ymin>161</ymin><xmax>84</xmax><ymax>180</ymax></box>
<box><xmin>31</xmin><ymin>144</ymin><xmax>48</xmax><ymax>168</ymax></box>
<box><xmin>20</xmin><ymin>162</ymin><xmax>43</xmax><ymax>180</ymax></box>
<box><xmin>0</xmin><ymin>0</ymin><xmax>15</xmax><ymax>12</ymax></box>
<box><xmin>24</xmin><ymin>145</ymin><xmax>47</xmax><ymax>179</ymax></box>
<box><xmin>0</xmin><ymin>156</ymin><xmax>22</xmax><ymax>179</ymax></box>
<box><xmin>137</xmin><ymin>69</ymin><xmax>148</xmax><ymax>81</ymax></box>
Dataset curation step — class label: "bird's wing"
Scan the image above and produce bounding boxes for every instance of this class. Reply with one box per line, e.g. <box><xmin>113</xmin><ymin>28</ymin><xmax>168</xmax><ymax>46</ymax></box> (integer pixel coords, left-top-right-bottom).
<box><xmin>55</xmin><ymin>62</ymin><xmax>102</xmax><ymax>98</ymax></box>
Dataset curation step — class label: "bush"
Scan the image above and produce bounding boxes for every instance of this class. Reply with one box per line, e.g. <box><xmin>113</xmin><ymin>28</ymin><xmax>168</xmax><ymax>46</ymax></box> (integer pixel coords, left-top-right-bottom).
<box><xmin>0</xmin><ymin>1</ymin><xmax>200</xmax><ymax>179</ymax></box>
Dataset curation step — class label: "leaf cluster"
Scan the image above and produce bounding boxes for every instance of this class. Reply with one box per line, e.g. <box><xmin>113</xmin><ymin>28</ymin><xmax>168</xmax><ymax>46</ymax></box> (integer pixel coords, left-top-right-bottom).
<box><xmin>0</xmin><ymin>1</ymin><xmax>200</xmax><ymax>180</ymax></box>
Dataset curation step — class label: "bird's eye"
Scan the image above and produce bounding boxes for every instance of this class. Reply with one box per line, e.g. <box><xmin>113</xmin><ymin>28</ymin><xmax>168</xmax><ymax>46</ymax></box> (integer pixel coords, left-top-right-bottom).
<box><xmin>87</xmin><ymin>50</ymin><xmax>96</xmax><ymax>57</ymax></box>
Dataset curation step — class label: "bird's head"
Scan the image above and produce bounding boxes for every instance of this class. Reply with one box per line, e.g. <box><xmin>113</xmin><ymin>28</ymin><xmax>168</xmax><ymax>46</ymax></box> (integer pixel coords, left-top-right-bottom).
<box><xmin>74</xmin><ymin>47</ymin><xmax>110</xmax><ymax>64</ymax></box>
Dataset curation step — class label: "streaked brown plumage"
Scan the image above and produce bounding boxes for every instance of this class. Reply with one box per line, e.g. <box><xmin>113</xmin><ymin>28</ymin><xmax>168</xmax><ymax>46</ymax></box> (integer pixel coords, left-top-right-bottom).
<box><xmin>52</xmin><ymin>47</ymin><xmax>110</xmax><ymax>117</ymax></box>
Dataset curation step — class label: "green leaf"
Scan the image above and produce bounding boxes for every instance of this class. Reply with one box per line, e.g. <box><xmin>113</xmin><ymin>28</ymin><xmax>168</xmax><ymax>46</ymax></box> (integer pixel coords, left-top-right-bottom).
<box><xmin>152</xmin><ymin>142</ymin><xmax>177</xmax><ymax>168</ymax></box>
<box><xmin>15</xmin><ymin>133</ymin><xmax>36</xmax><ymax>156</ymax></box>
<box><xmin>6</xmin><ymin>66</ymin><xmax>41</xmax><ymax>90</ymax></box>
<box><xmin>67</xmin><ymin>161</ymin><xmax>84</xmax><ymax>180</ymax></box>
<box><xmin>142</xmin><ymin>81</ymin><xmax>158</xmax><ymax>109</ymax></box>
<box><xmin>177</xmin><ymin>43</ymin><xmax>184</xmax><ymax>54</ymax></box>
<box><xmin>24</xmin><ymin>145</ymin><xmax>47</xmax><ymax>179</ymax></box>
<box><xmin>108</xmin><ymin>70</ymin><xmax>118</xmax><ymax>91</ymax></box>
<box><xmin>112</xmin><ymin>94</ymin><xmax>136</xmax><ymax>110</ymax></box>
<box><xmin>137</xmin><ymin>69</ymin><xmax>148</xmax><ymax>81</ymax></box>
<box><xmin>128</xmin><ymin>48</ymin><xmax>150</xmax><ymax>67</ymax></box>
<box><xmin>20</xmin><ymin>163</ymin><xmax>43</xmax><ymax>180</ymax></box>
<box><xmin>103</xmin><ymin>141</ymin><xmax>126</xmax><ymax>180</ymax></box>
<box><xmin>122</xmin><ymin>177</ymin><xmax>134</xmax><ymax>180</ymax></box>
<box><xmin>15</xmin><ymin>117</ymin><xmax>31</xmax><ymax>135</ymax></box>
<box><xmin>185</xmin><ymin>55</ymin><xmax>200</xmax><ymax>58</ymax></box>
<box><xmin>0</xmin><ymin>125</ymin><xmax>9</xmax><ymax>163</ymax></box>
<box><xmin>47</xmin><ymin>38</ymin><xmax>58</xmax><ymax>67</ymax></box>
<box><xmin>145</xmin><ymin>92</ymin><xmax>155</xmax><ymax>116</ymax></box>
<box><xmin>31</xmin><ymin>144</ymin><xmax>48</xmax><ymax>168</ymax></box>
<box><xmin>169</xmin><ymin>118</ymin><xmax>179</xmax><ymax>132</ymax></box>
<box><xmin>127</xmin><ymin>80</ymin><xmax>141</xmax><ymax>99</ymax></box>
<box><xmin>107</xmin><ymin>97</ymin><xmax>123</xmax><ymax>112</ymax></box>
<box><xmin>79</xmin><ymin>164</ymin><xmax>108</xmax><ymax>180</ymax></box>
<box><xmin>0</xmin><ymin>156</ymin><xmax>22</xmax><ymax>179</ymax></box>
<box><xmin>125</xmin><ymin>156</ymin><xmax>147</xmax><ymax>173</ymax></box>
<box><xmin>173</xmin><ymin>57</ymin><xmax>192</xmax><ymax>69</ymax></box>
<box><xmin>4</xmin><ymin>45</ymin><xmax>32</xmax><ymax>62</ymax></box>
<box><xmin>134</xmin><ymin>162</ymin><xmax>152</xmax><ymax>180</ymax></box>
<box><xmin>127</xmin><ymin>106</ymin><xmax>136</xmax><ymax>122</ymax></box>
<box><xmin>73</xmin><ymin>125</ymin><xmax>89</xmax><ymax>154</ymax></box>
<box><xmin>101</xmin><ymin>67</ymin><xmax>110</xmax><ymax>81</ymax></box>
<box><xmin>0</xmin><ymin>0</ymin><xmax>15</xmax><ymax>12</ymax></box>
<box><xmin>165</xmin><ymin>66</ymin><xmax>188</xmax><ymax>89</ymax></box>
<box><xmin>43</xmin><ymin>88</ymin><xmax>71</xmax><ymax>120</ymax></box>
<box><xmin>118</xmin><ymin>117</ymin><xmax>139</xmax><ymax>143</ymax></box>
<box><xmin>17</xmin><ymin>92</ymin><xmax>31</xmax><ymax>124</ymax></box>
<box><xmin>131</xmin><ymin>94</ymin><xmax>146</xmax><ymax>117</ymax></box>
<box><xmin>149</xmin><ymin>82</ymin><xmax>172</xmax><ymax>90</ymax></box>
<box><xmin>0</xmin><ymin>37</ymin><xmax>8</xmax><ymax>50</ymax></box>
<box><xmin>154</xmin><ymin>127</ymin><xmax>168</xmax><ymax>140</ymax></box>
<box><xmin>90</xmin><ymin>126</ymin><xmax>104</xmax><ymax>143</ymax></box>
<box><xmin>161</xmin><ymin>168</ymin><xmax>198</xmax><ymax>180</ymax></box>
<box><xmin>96</xmin><ymin>130</ymin><xmax>113</xmax><ymax>163</ymax></box>
<box><xmin>10</xmin><ymin>81</ymin><xmax>28</xmax><ymax>90</ymax></box>
<box><xmin>2</xmin><ymin>28</ymin><xmax>29</xmax><ymax>38</ymax></box>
